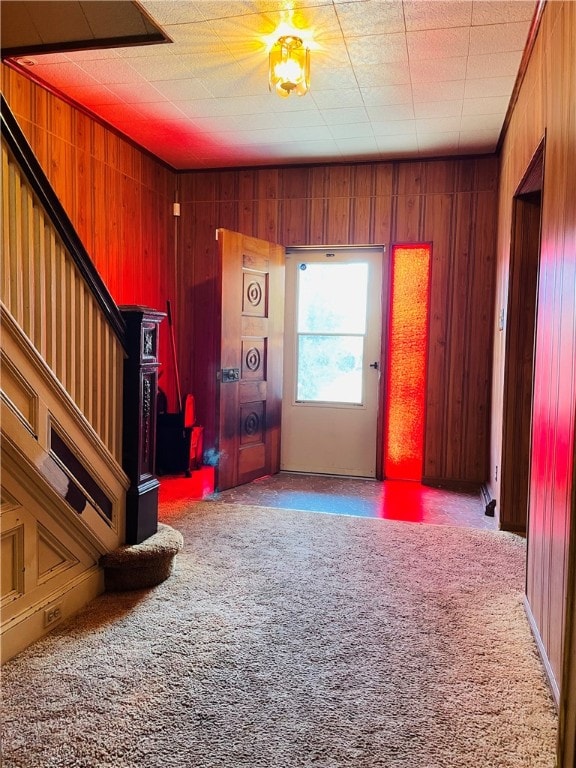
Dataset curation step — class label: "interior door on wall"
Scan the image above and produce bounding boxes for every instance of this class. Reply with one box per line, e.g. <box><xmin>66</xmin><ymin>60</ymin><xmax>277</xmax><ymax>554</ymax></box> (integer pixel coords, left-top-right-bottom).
<box><xmin>281</xmin><ymin>247</ymin><xmax>383</xmax><ymax>477</ymax></box>
<box><xmin>216</xmin><ymin>229</ymin><xmax>285</xmax><ymax>491</ymax></box>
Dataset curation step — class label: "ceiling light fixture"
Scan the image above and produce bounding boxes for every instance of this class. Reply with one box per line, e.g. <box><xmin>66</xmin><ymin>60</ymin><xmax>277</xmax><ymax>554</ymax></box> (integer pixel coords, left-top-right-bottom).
<box><xmin>269</xmin><ymin>34</ymin><xmax>310</xmax><ymax>98</ymax></box>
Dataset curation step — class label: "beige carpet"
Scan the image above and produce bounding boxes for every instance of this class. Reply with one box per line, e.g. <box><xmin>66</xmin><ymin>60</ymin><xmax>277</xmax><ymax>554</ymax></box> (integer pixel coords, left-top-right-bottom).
<box><xmin>1</xmin><ymin>502</ymin><xmax>558</xmax><ymax>767</ymax></box>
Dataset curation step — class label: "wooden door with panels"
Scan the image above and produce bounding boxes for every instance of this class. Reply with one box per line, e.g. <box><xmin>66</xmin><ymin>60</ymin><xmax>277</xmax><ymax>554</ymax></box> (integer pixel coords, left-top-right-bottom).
<box><xmin>216</xmin><ymin>229</ymin><xmax>285</xmax><ymax>491</ymax></box>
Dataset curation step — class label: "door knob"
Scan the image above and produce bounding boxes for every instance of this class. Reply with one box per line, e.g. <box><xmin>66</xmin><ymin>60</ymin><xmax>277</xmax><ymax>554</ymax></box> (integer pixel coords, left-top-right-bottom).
<box><xmin>370</xmin><ymin>361</ymin><xmax>379</xmax><ymax>370</ymax></box>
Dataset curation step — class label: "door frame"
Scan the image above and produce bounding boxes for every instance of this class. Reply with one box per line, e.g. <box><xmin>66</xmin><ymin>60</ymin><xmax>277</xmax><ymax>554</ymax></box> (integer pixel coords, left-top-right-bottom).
<box><xmin>499</xmin><ymin>139</ymin><xmax>544</xmax><ymax>532</ymax></box>
<box><xmin>281</xmin><ymin>244</ymin><xmax>389</xmax><ymax>479</ymax></box>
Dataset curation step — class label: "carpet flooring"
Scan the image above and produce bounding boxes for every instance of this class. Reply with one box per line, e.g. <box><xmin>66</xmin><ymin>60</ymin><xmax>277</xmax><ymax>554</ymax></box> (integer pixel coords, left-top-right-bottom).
<box><xmin>1</xmin><ymin>501</ymin><xmax>558</xmax><ymax>767</ymax></box>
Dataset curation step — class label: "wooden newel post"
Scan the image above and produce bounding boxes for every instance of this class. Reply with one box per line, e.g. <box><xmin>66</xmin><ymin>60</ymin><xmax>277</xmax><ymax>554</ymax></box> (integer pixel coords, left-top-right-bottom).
<box><xmin>119</xmin><ymin>306</ymin><xmax>166</xmax><ymax>544</ymax></box>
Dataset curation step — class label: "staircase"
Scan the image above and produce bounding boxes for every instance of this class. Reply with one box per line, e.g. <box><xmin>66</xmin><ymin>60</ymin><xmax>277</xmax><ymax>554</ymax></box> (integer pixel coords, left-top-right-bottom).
<box><xmin>1</xmin><ymin>98</ymin><xmax>130</xmax><ymax>662</ymax></box>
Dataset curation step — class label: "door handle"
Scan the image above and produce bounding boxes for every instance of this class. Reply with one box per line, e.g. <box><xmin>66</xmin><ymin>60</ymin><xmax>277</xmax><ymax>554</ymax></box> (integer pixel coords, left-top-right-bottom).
<box><xmin>370</xmin><ymin>361</ymin><xmax>379</xmax><ymax>370</ymax></box>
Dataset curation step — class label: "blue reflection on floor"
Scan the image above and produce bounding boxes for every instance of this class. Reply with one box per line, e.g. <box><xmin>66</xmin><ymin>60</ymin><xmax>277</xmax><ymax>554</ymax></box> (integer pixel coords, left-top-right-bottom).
<box><xmin>273</xmin><ymin>491</ymin><xmax>380</xmax><ymax>517</ymax></box>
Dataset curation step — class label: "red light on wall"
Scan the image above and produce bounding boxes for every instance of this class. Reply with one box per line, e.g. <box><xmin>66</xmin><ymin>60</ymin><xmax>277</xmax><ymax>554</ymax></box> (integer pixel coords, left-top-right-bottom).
<box><xmin>384</xmin><ymin>244</ymin><xmax>431</xmax><ymax>481</ymax></box>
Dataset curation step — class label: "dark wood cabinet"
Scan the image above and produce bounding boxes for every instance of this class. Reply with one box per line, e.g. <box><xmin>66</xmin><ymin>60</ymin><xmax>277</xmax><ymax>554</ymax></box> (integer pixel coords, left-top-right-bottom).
<box><xmin>120</xmin><ymin>306</ymin><xmax>165</xmax><ymax>544</ymax></box>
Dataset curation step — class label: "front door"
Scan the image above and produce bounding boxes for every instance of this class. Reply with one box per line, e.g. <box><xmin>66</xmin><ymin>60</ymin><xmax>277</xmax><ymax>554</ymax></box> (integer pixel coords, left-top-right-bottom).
<box><xmin>281</xmin><ymin>247</ymin><xmax>383</xmax><ymax>477</ymax></box>
<box><xmin>216</xmin><ymin>229</ymin><xmax>285</xmax><ymax>491</ymax></box>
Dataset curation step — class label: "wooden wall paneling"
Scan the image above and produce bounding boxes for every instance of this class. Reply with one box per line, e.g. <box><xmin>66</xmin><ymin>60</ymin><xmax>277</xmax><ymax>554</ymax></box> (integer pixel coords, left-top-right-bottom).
<box><xmin>281</xmin><ymin>166</ymin><xmax>310</xmax><ymax>199</ymax></box>
<box><xmin>49</xmin><ymin>135</ymin><xmax>75</xmax><ymax>221</ymax></box>
<box><xmin>393</xmin><ymin>194</ymin><xmax>423</xmax><ymax>243</ymax></box>
<box><xmin>309</xmin><ymin>196</ymin><xmax>327</xmax><ymax>244</ymax></box>
<box><xmin>326</xmin><ymin>195</ymin><xmax>351</xmax><ymax>244</ymax></box>
<box><xmin>256</xmin><ymin>198</ymin><xmax>279</xmax><ymax>243</ymax></box>
<box><xmin>424</xmin><ymin>160</ymin><xmax>457</xmax><ymax>194</ymax></box>
<box><xmin>238</xmin><ymin>170</ymin><xmax>256</xmax><ymax>235</ymax></box>
<box><xmin>493</xmin><ymin>1</ymin><xmax>576</xmax><ymax>725</ymax></box>
<box><xmin>353</xmin><ymin>165</ymin><xmax>375</xmax><ymax>198</ymax></box>
<box><xmin>374</xmin><ymin>163</ymin><xmax>393</xmax><ymax>197</ymax></box>
<box><xmin>187</xmin><ymin>201</ymin><xmax>219</xmax><ymax>447</ymax></box>
<box><xmin>465</xmin><ymin>190</ymin><xmax>497</xmax><ymax>483</ymax></box>
<box><xmin>279</xmin><ymin>197</ymin><xmax>308</xmax><ymax>245</ymax></box>
<box><xmin>75</xmin><ymin>149</ymin><xmax>91</xmax><ymax>253</ymax></box>
<box><xmin>422</xmin><ymin>193</ymin><xmax>454</xmax><ymax>481</ymax></box>
<box><xmin>372</xmin><ymin>194</ymin><xmax>392</xmax><ymax>247</ymax></box>
<box><xmin>395</xmin><ymin>161</ymin><xmax>425</xmax><ymax>196</ymax></box>
<box><xmin>352</xmin><ymin>196</ymin><xmax>373</xmax><ymax>244</ymax></box>
<box><xmin>310</xmin><ymin>166</ymin><xmax>327</xmax><ymax>198</ymax></box>
<box><xmin>217</xmin><ymin>199</ymin><xmax>239</xmax><ymax>234</ymax></box>
<box><xmin>445</xmin><ymin>193</ymin><xmax>474</xmax><ymax>481</ymax></box>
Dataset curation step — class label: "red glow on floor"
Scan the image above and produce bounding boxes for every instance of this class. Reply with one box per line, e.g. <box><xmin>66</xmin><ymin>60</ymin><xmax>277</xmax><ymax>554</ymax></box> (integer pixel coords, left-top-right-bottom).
<box><xmin>384</xmin><ymin>244</ymin><xmax>431</xmax><ymax>481</ymax></box>
<box><xmin>158</xmin><ymin>466</ymin><xmax>215</xmax><ymax>508</ymax></box>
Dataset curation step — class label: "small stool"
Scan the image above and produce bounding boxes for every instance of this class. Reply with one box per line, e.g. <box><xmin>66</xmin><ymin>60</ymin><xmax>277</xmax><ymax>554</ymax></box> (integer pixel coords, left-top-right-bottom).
<box><xmin>100</xmin><ymin>523</ymin><xmax>184</xmax><ymax>591</ymax></box>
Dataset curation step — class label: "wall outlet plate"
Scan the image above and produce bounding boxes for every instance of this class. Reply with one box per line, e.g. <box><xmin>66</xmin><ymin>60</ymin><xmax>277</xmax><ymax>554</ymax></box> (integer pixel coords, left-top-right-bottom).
<box><xmin>44</xmin><ymin>603</ymin><xmax>63</xmax><ymax>627</ymax></box>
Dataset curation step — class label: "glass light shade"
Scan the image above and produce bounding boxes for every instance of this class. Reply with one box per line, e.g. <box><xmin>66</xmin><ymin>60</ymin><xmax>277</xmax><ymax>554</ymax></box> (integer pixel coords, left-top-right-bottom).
<box><xmin>269</xmin><ymin>35</ymin><xmax>310</xmax><ymax>98</ymax></box>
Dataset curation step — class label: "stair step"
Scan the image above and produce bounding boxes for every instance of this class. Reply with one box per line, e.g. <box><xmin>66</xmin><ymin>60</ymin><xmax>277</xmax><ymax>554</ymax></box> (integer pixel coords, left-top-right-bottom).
<box><xmin>100</xmin><ymin>524</ymin><xmax>184</xmax><ymax>591</ymax></box>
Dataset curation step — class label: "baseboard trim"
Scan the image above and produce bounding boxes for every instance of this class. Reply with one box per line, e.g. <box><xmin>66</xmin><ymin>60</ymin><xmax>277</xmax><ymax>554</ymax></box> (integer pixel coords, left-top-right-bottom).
<box><xmin>523</xmin><ymin>595</ymin><xmax>560</xmax><ymax>707</ymax></box>
<box><xmin>422</xmin><ymin>477</ymin><xmax>482</xmax><ymax>494</ymax></box>
<box><xmin>1</xmin><ymin>567</ymin><xmax>104</xmax><ymax>664</ymax></box>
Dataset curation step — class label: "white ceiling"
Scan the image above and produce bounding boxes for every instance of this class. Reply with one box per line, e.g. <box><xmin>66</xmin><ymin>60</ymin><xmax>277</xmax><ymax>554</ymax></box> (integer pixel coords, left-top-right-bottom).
<box><xmin>8</xmin><ymin>0</ymin><xmax>537</xmax><ymax>170</ymax></box>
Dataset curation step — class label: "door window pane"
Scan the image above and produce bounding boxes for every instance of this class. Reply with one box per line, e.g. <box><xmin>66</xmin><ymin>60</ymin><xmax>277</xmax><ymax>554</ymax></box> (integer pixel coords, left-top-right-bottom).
<box><xmin>297</xmin><ymin>334</ymin><xmax>364</xmax><ymax>403</ymax></box>
<box><xmin>298</xmin><ymin>263</ymin><xmax>368</xmax><ymax>334</ymax></box>
<box><xmin>296</xmin><ymin>262</ymin><xmax>369</xmax><ymax>404</ymax></box>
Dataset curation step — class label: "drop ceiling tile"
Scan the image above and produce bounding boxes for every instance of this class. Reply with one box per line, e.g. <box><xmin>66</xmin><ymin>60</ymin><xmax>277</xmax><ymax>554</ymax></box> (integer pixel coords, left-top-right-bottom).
<box><xmin>459</xmin><ymin>128</ymin><xmax>499</xmax><ymax>149</ymax></box>
<box><xmin>311</xmin><ymin>65</ymin><xmax>360</xmax><ymax>91</ymax></box>
<box><xmin>416</xmin><ymin>116</ymin><xmax>461</xmax><ymax>134</ymax></box>
<box><xmin>464</xmin><ymin>75</ymin><xmax>516</xmax><ymax>98</ymax></box>
<box><xmin>114</xmin><ymin>42</ymin><xmax>176</xmax><ymax>59</ymax></box>
<box><xmin>321</xmin><ymin>106</ymin><xmax>370</xmax><ymax>124</ymax></box>
<box><xmin>417</xmin><ymin>131</ymin><xmax>460</xmax><ymax>151</ymax></box>
<box><xmin>462</xmin><ymin>95</ymin><xmax>510</xmax><ymax>115</ymax></box>
<box><xmin>460</xmin><ymin>113</ymin><xmax>503</xmax><ymax>132</ymax></box>
<box><xmin>201</xmin><ymin>70</ymin><xmax>269</xmax><ymax>99</ymax></box>
<box><xmin>352</xmin><ymin>61</ymin><xmax>411</xmax><ymax>87</ymax></box>
<box><xmin>31</xmin><ymin>62</ymin><xmax>98</xmax><ymax>88</ymax></box>
<box><xmin>93</xmin><ymin>103</ymin><xmax>148</xmax><ymax>124</ymax></box>
<box><xmin>77</xmin><ymin>58</ymin><xmax>147</xmax><ymax>85</ymax></box>
<box><xmin>334</xmin><ymin>137</ymin><xmax>380</xmax><ymax>157</ymax></box>
<box><xmin>245</xmin><ymin>109</ymin><xmax>326</xmax><ymax>130</ymax></box>
<box><xmin>412</xmin><ymin>80</ymin><xmax>465</xmax><ymax>102</ymax></box>
<box><xmin>150</xmin><ymin>78</ymin><xmax>214</xmax><ymax>101</ymax></box>
<box><xmin>334</xmin><ymin>1</ymin><xmax>405</xmax><ymax>37</ymax></box>
<box><xmin>472</xmin><ymin>1</ymin><xmax>536</xmax><ymax>25</ymax></box>
<box><xmin>58</xmin><ymin>84</ymin><xmax>121</xmax><ymax>106</ymax></box>
<box><xmin>371</xmin><ymin>119</ymin><xmax>417</xmax><ymax>137</ymax></box>
<box><xmin>139</xmin><ymin>101</ymin><xmax>195</xmax><ymax>121</ymax></box>
<box><xmin>35</xmin><ymin>52</ymin><xmax>85</xmax><ymax>64</ymax></box>
<box><xmin>366</xmin><ymin>103</ymin><xmax>415</xmax><ymax>122</ymax></box>
<box><xmin>410</xmin><ymin>57</ymin><xmax>468</xmax><ymax>83</ymax></box>
<box><xmin>140</xmin><ymin>1</ymin><xmax>207</xmax><ymax>25</ymax></box>
<box><xmin>126</xmin><ymin>53</ymin><xmax>207</xmax><ymax>81</ymax></box>
<box><xmin>414</xmin><ymin>100</ymin><xmax>463</xmax><ymax>119</ymax></box>
<box><xmin>407</xmin><ymin>27</ymin><xmax>470</xmax><ymax>61</ymax></box>
<box><xmin>375</xmin><ymin>134</ymin><xmax>420</xmax><ymax>153</ymax></box>
<box><xmin>466</xmin><ymin>50</ymin><xmax>523</xmax><ymax>78</ymax></box>
<box><xmin>469</xmin><ymin>22</ymin><xmax>531</xmax><ymax>55</ymax></box>
<box><xmin>403</xmin><ymin>0</ymin><xmax>473</xmax><ymax>31</ymax></box>
<box><xmin>360</xmin><ymin>84</ymin><xmax>413</xmax><ymax>107</ymax></box>
<box><xmin>289</xmin><ymin>124</ymin><xmax>336</xmax><ymax>142</ymax></box>
<box><xmin>273</xmin><ymin>139</ymin><xmax>341</xmax><ymax>158</ymax></box>
<box><xmin>366</xmin><ymin>104</ymin><xmax>414</xmax><ymax>123</ymax></box>
<box><xmin>311</xmin><ymin>89</ymin><xmax>365</xmax><ymax>109</ymax></box>
<box><xmin>329</xmin><ymin>122</ymin><xmax>375</xmax><ymax>140</ymax></box>
<box><xmin>106</xmin><ymin>82</ymin><xmax>169</xmax><ymax>104</ymax></box>
<box><xmin>346</xmin><ymin>34</ymin><xmax>409</xmax><ymax>67</ymax></box>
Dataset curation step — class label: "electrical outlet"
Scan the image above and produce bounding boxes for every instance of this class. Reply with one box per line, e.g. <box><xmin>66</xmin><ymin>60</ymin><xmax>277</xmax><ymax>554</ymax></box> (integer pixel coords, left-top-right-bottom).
<box><xmin>44</xmin><ymin>603</ymin><xmax>63</xmax><ymax>627</ymax></box>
